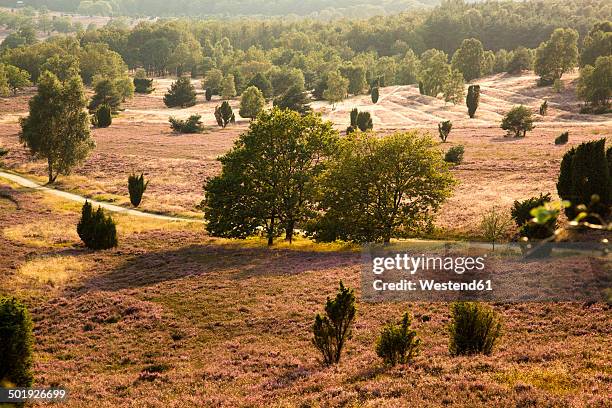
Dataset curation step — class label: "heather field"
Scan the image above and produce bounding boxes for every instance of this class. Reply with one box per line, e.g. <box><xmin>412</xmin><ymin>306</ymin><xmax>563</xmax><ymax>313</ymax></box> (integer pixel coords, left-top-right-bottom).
<box><xmin>0</xmin><ymin>183</ymin><xmax>611</xmax><ymax>407</ymax></box>
<box><xmin>1</xmin><ymin>73</ymin><xmax>610</xmax><ymax>236</ymax></box>
<box><xmin>1</xmin><ymin>43</ymin><xmax>611</xmax><ymax>406</ymax></box>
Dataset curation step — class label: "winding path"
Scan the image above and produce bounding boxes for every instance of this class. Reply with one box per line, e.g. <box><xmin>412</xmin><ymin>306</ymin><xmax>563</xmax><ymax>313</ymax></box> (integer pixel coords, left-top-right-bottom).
<box><xmin>0</xmin><ymin>170</ymin><xmax>204</xmax><ymax>223</ymax></box>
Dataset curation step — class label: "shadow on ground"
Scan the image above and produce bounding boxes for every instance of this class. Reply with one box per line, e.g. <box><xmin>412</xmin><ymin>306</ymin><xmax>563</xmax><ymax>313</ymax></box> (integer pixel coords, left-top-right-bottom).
<box><xmin>77</xmin><ymin>244</ymin><xmax>360</xmax><ymax>292</ymax></box>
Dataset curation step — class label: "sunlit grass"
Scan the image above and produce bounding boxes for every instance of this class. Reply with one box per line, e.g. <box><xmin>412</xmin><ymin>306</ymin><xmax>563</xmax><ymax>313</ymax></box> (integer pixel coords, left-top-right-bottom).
<box><xmin>494</xmin><ymin>366</ymin><xmax>578</xmax><ymax>395</ymax></box>
<box><xmin>18</xmin><ymin>256</ymin><xmax>89</xmax><ymax>286</ymax></box>
<box><xmin>210</xmin><ymin>235</ymin><xmax>360</xmax><ymax>253</ymax></box>
<box><xmin>3</xmin><ymin>221</ymin><xmax>78</xmax><ymax>247</ymax></box>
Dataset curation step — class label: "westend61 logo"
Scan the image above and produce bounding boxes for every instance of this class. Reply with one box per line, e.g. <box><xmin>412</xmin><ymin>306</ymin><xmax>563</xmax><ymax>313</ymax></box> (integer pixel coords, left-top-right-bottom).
<box><xmin>361</xmin><ymin>242</ymin><xmax>608</xmax><ymax>302</ymax></box>
<box><xmin>371</xmin><ymin>254</ymin><xmax>491</xmax><ymax>293</ymax></box>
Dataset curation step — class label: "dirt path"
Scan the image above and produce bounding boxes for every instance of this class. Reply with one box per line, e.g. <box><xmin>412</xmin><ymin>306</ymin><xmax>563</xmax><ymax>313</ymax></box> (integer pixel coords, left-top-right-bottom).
<box><xmin>0</xmin><ymin>170</ymin><xmax>204</xmax><ymax>223</ymax></box>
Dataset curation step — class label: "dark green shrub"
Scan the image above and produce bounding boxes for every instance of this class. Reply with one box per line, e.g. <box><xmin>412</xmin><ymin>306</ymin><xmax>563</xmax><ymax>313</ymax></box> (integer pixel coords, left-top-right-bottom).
<box><xmin>346</xmin><ymin>126</ymin><xmax>355</xmax><ymax>135</ymax></box>
<box><xmin>555</xmin><ymin>131</ymin><xmax>569</xmax><ymax>145</ymax></box>
<box><xmin>133</xmin><ymin>78</ymin><xmax>154</xmax><ymax>94</ymax></box>
<box><xmin>438</xmin><ymin>120</ymin><xmax>452</xmax><ymax>142</ymax></box>
<box><xmin>169</xmin><ymin>114</ymin><xmax>204</xmax><ymax>133</ymax></box>
<box><xmin>312</xmin><ymin>282</ymin><xmax>356</xmax><ymax>365</ymax></box>
<box><xmin>95</xmin><ymin>104</ymin><xmax>112</xmax><ymax>128</ymax></box>
<box><xmin>539</xmin><ymin>100</ymin><xmax>548</xmax><ymax>115</ymax></box>
<box><xmin>557</xmin><ymin>139</ymin><xmax>611</xmax><ymax>220</ymax></box>
<box><xmin>356</xmin><ymin>111</ymin><xmax>373</xmax><ymax>132</ymax></box>
<box><xmin>375</xmin><ymin>312</ymin><xmax>420</xmax><ymax>366</ymax></box>
<box><xmin>214</xmin><ymin>101</ymin><xmax>233</xmax><ymax>127</ymax></box>
<box><xmin>77</xmin><ymin>201</ymin><xmax>118</xmax><ymax>250</ymax></box>
<box><xmin>0</xmin><ymin>296</ymin><xmax>34</xmax><ymax>387</ymax></box>
<box><xmin>128</xmin><ymin>173</ymin><xmax>148</xmax><ymax>207</ymax></box>
<box><xmin>511</xmin><ymin>193</ymin><xmax>555</xmax><ymax>239</ymax></box>
<box><xmin>371</xmin><ymin>86</ymin><xmax>379</xmax><ymax>104</ymax></box>
<box><xmin>466</xmin><ymin>84</ymin><xmax>480</xmax><ymax>118</ymax></box>
<box><xmin>444</xmin><ymin>145</ymin><xmax>464</xmax><ymax>164</ymax></box>
<box><xmin>449</xmin><ymin>302</ymin><xmax>502</xmax><ymax>356</ymax></box>
<box><xmin>163</xmin><ymin>77</ymin><xmax>196</xmax><ymax>108</ymax></box>
<box><xmin>205</xmin><ymin>87</ymin><xmax>212</xmax><ymax>101</ymax></box>
<box><xmin>350</xmin><ymin>108</ymin><xmax>358</xmax><ymax>127</ymax></box>
<box><xmin>418</xmin><ymin>81</ymin><xmax>424</xmax><ymax>95</ymax></box>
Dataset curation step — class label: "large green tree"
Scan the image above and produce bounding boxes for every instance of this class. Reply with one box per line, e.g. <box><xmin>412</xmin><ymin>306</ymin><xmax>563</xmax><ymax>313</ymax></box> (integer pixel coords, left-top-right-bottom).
<box><xmin>535</xmin><ymin>28</ymin><xmax>579</xmax><ymax>83</ymax></box>
<box><xmin>577</xmin><ymin>56</ymin><xmax>612</xmax><ymax>112</ymax></box>
<box><xmin>308</xmin><ymin>131</ymin><xmax>455</xmax><ymax>243</ymax></box>
<box><xmin>203</xmin><ymin>108</ymin><xmax>338</xmax><ymax>245</ymax></box>
<box><xmin>19</xmin><ymin>72</ymin><xmax>95</xmax><ymax>183</ymax></box>
<box><xmin>323</xmin><ymin>71</ymin><xmax>349</xmax><ymax>108</ymax></box>
<box><xmin>239</xmin><ymin>86</ymin><xmax>265</xmax><ymax>119</ymax></box>
<box><xmin>418</xmin><ymin>49</ymin><xmax>451</xmax><ymax>97</ymax></box>
<box><xmin>580</xmin><ymin>22</ymin><xmax>612</xmax><ymax>68</ymax></box>
<box><xmin>451</xmin><ymin>38</ymin><xmax>485</xmax><ymax>82</ymax></box>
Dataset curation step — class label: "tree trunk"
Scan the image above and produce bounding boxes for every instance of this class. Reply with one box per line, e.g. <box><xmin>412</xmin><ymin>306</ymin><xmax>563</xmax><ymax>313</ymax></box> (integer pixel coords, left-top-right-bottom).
<box><xmin>267</xmin><ymin>215</ymin><xmax>275</xmax><ymax>246</ymax></box>
<box><xmin>284</xmin><ymin>220</ymin><xmax>295</xmax><ymax>243</ymax></box>
<box><xmin>47</xmin><ymin>158</ymin><xmax>56</xmax><ymax>184</ymax></box>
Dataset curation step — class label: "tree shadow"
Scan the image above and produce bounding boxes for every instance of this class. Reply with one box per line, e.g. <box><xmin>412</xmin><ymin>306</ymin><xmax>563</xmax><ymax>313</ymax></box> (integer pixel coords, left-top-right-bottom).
<box><xmin>75</xmin><ymin>244</ymin><xmax>360</xmax><ymax>293</ymax></box>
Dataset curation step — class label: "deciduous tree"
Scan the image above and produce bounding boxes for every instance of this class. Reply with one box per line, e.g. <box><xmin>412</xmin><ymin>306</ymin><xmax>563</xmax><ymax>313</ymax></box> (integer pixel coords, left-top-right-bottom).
<box><xmin>19</xmin><ymin>72</ymin><xmax>94</xmax><ymax>183</ymax></box>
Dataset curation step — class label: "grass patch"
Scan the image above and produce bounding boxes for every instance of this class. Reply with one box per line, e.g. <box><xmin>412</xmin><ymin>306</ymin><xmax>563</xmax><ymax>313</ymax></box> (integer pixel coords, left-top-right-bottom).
<box><xmin>4</xmin><ymin>221</ymin><xmax>78</xmax><ymax>247</ymax></box>
<box><xmin>494</xmin><ymin>366</ymin><xmax>578</xmax><ymax>395</ymax></box>
<box><xmin>18</xmin><ymin>256</ymin><xmax>89</xmax><ymax>286</ymax></box>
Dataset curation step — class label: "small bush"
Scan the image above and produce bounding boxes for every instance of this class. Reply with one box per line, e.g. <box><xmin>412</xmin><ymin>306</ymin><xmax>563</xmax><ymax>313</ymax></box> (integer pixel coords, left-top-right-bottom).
<box><xmin>205</xmin><ymin>88</ymin><xmax>212</xmax><ymax>101</ymax></box>
<box><xmin>511</xmin><ymin>193</ymin><xmax>555</xmax><ymax>239</ymax></box>
<box><xmin>553</xmin><ymin>79</ymin><xmax>565</xmax><ymax>93</ymax></box>
<box><xmin>376</xmin><ymin>312</ymin><xmax>420</xmax><ymax>366</ymax></box>
<box><xmin>480</xmin><ymin>207</ymin><xmax>512</xmax><ymax>251</ymax></box>
<box><xmin>128</xmin><ymin>173</ymin><xmax>149</xmax><ymax>207</ymax></box>
<box><xmin>555</xmin><ymin>131</ymin><xmax>568</xmax><ymax>145</ymax></box>
<box><xmin>95</xmin><ymin>104</ymin><xmax>112</xmax><ymax>128</ymax></box>
<box><xmin>0</xmin><ymin>296</ymin><xmax>34</xmax><ymax>387</ymax></box>
<box><xmin>356</xmin><ymin>111</ymin><xmax>373</xmax><ymax>132</ymax></box>
<box><xmin>169</xmin><ymin>114</ymin><xmax>204</xmax><ymax>133</ymax></box>
<box><xmin>449</xmin><ymin>302</ymin><xmax>502</xmax><ymax>356</ymax></box>
<box><xmin>501</xmin><ymin>105</ymin><xmax>535</xmax><ymax>138</ymax></box>
<box><xmin>444</xmin><ymin>145</ymin><xmax>464</xmax><ymax>164</ymax></box>
<box><xmin>214</xmin><ymin>101</ymin><xmax>234</xmax><ymax>127</ymax></box>
<box><xmin>438</xmin><ymin>120</ymin><xmax>452</xmax><ymax>142</ymax></box>
<box><xmin>133</xmin><ymin>78</ymin><xmax>154</xmax><ymax>94</ymax></box>
<box><xmin>77</xmin><ymin>201</ymin><xmax>118</xmax><ymax>250</ymax></box>
<box><xmin>312</xmin><ymin>281</ymin><xmax>356</xmax><ymax>366</ymax></box>
<box><xmin>539</xmin><ymin>100</ymin><xmax>548</xmax><ymax>116</ymax></box>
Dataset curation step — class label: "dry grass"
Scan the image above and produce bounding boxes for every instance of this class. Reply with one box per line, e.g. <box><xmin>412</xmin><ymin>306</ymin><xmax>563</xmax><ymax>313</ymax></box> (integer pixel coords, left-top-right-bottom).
<box><xmin>18</xmin><ymin>256</ymin><xmax>90</xmax><ymax>286</ymax></box>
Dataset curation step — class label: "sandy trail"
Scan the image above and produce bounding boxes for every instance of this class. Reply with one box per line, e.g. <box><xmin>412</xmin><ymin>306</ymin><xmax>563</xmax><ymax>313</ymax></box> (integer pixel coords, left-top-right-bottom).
<box><xmin>0</xmin><ymin>170</ymin><xmax>204</xmax><ymax>223</ymax></box>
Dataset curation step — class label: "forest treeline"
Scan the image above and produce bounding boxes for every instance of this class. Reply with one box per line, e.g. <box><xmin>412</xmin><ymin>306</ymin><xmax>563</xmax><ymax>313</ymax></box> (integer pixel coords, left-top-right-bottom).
<box><xmin>1</xmin><ymin>0</ymin><xmax>610</xmax><ymax>108</ymax></box>
<box><xmin>4</xmin><ymin>0</ymin><xmax>440</xmax><ymax>18</ymax></box>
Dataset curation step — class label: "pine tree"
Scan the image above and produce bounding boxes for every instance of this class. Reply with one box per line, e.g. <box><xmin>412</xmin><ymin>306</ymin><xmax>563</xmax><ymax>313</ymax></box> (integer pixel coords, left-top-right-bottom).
<box><xmin>356</xmin><ymin>111</ymin><xmax>373</xmax><ymax>131</ymax></box>
<box><xmin>95</xmin><ymin>104</ymin><xmax>112</xmax><ymax>128</ymax></box>
<box><xmin>163</xmin><ymin>77</ymin><xmax>196</xmax><ymax>108</ymax></box>
<box><xmin>371</xmin><ymin>86</ymin><xmax>379</xmax><ymax>103</ymax></box>
<box><xmin>128</xmin><ymin>173</ymin><xmax>149</xmax><ymax>207</ymax></box>
<box><xmin>466</xmin><ymin>85</ymin><xmax>480</xmax><ymax>118</ymax></box>
<box><xmin>0</xmin><ymin>296</ymin><xmax>34</xmax><ymax>387</ymax></box>
<box><xmin>557</xmin><ymin>140</ymin><xmax>611</xmax><ymax>219</ymax></box>
<box><xmin>350</xmin><ymin>108</ymin><xmax>358</xmax><ymax>127</ymax></box>
<box><xmin>248</xmin><ymin>72</ymin><xmax>273</xmax><ymax>99</ymax></box>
